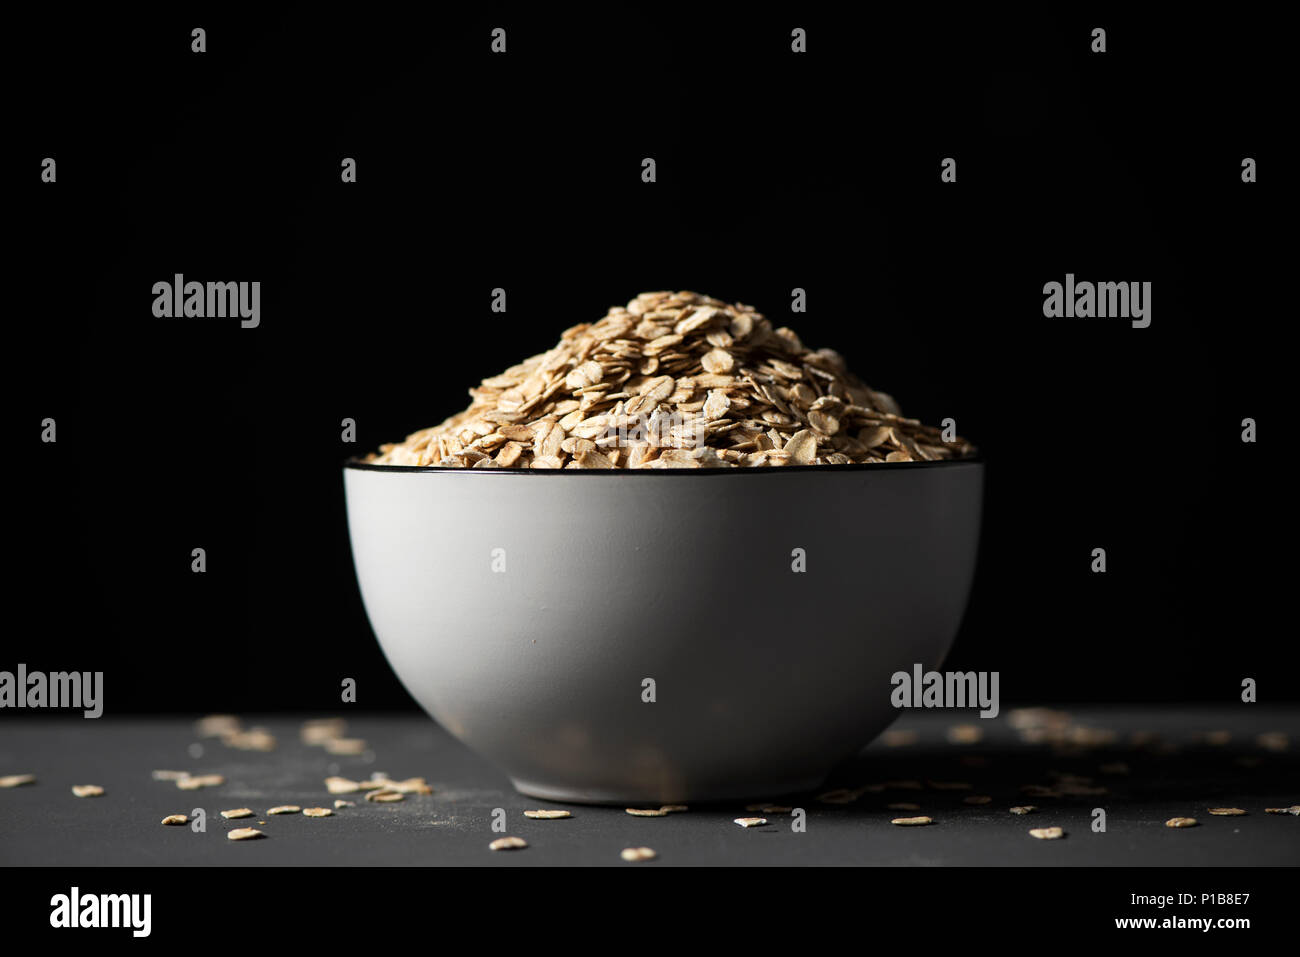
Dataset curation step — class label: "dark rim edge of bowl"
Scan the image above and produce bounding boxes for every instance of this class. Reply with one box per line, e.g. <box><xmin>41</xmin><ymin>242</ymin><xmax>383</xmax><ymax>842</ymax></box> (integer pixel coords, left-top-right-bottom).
<box><xmin>342</xmin><ymin>453</ymin><xmax>984</xmax><ymax>476</ymax></box>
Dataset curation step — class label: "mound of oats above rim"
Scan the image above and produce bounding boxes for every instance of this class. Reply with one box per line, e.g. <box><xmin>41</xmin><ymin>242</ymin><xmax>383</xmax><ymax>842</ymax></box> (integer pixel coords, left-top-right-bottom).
<box><xmin>365</xmin><ymin>291</ymin><xmax>976</xmax><ymax>470</ymax></box>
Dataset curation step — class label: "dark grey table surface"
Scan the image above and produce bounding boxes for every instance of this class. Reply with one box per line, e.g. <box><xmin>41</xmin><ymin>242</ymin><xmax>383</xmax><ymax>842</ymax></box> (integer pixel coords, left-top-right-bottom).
<box><xmin>2</xmin><ymin>708</ymin><xmax>1297</xmax><ymax>866</ymax></box>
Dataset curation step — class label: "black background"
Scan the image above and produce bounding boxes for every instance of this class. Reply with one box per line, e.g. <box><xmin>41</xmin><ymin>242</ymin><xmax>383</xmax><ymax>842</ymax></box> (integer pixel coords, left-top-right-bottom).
<box><xmin>12</xmin><ymin>6</ymin><xmax>1288</xmax><ymax>712</ymax></box>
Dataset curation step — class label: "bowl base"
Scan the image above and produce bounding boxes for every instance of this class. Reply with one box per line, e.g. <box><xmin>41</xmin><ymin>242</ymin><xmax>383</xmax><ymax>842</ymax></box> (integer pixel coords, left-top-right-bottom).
<box><xmin>509</xmin><ymin>774</ymin><xmax>829</xmax><ymax>807</ymax></box>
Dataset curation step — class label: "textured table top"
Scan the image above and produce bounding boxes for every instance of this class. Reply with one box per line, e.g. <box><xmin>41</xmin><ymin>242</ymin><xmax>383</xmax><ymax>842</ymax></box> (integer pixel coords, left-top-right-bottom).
<box><xmin>2</xmin><ymin>708</ymin><xmax>1297</xmax><ymax>866</ymax></box>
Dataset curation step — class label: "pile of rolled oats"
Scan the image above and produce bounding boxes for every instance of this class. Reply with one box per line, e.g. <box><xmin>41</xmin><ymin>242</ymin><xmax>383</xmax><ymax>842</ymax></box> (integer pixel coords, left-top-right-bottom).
<box><xmin>366</xmin><ymin>291</ymin><xmax>975</xmax><ymax>469</ymax></box>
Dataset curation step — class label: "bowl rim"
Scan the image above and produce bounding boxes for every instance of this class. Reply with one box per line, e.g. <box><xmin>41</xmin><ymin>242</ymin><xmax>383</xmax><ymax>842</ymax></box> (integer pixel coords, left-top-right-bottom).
<box><xmin>343</xmin><ymin>453</ymin><xmax>983</xmax><ymax>476</ymax></box>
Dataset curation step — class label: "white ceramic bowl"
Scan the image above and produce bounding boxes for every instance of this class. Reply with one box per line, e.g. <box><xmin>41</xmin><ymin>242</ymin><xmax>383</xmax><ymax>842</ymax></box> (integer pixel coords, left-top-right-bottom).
<box><xmin>345</xmin><ymin>460</ymin><xmax>983</xmax><ymax>803</ymax></box>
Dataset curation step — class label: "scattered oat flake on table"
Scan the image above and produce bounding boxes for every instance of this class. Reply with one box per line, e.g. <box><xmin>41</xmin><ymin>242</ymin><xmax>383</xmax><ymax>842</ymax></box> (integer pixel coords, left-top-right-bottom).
<box><xmin>626</xmin><ymin>808</ymin><xmax>668</xmax><ymax>817</ymax></box>
<box><xmin>0</xmin><ymin>774</ymin><xmax>36</xmax><ymax>788</ymax></box>
<box><xmin>620</xmin><ymin>846</ymin><xmax>657</xmax><ymax>862</ymax></box>
<box><xmin>963</xmin><ymin>795</ymin><xmax>992</xmax><ymax>805</ymax></box>
<box><xmin>324</xmin><ymin>738</ymin><xmax>367</xmax><ymax>756</ymax></box>
<box><xmin>1165</xmin><ymin>817</ymin><xmax>1198</xmax><ymax>828</ymax></box>
<box><xmin>524</xmin><ymin>809</ymin><xmax>571</xmax><ymax>819</ymax></box>
<box><xmin>1207</xmin><ymin>808</ymin><xmax>1246</xmax><ymax>816</ymax></box>
<box><xmin>334</xmin><ymin>800</ymin><xmax>355</xmax><ymax>809</ymax></box>
<box><xmin>489</xmin><ymin>836</ymin><xmax>527</xmax><ymax>851</ymax></box>
<box><xmin>659</xmin><ymin>805</ymin><xmax>688</xmax><ymax>813</ymax></box>
<box><xmin>151</xmin><ymin>770</ymin><xmax>188</xmax><ymax>781</ymax></box>
<box><xmin>1257</xmin><ymin>732</ymin><xmax>1289</xmax><ymax>752</ymax></box>
<box><xmin>1007</xmin><ymin>707</ymin><xmax>1072</xmax><ymax>731</ymax></box>
<box><xmin>1204</xmin><ymin>730</ymin><xmax>1232</xmax><ymax>746</ymax></box>
<box><xmin>734</xmin><ymin>817</ymin><xmax>768</xmax><ymax>828</ymax></box>
<box><xmin>881</xmin><ymin>729</ymin><xmax>918</xmax><ymax>747</ymax></box>
<box><xmin>227</xmin><ymin>828</ymin><xmax>264</xmax><ymax>841</ymax></box>
<box><xmin>300</xmin><ymin>718</ymin><xmax>348</xmax><ymax>745</ymax></box>
<box><xmin>268</xmin><ymin>806</ymin><xmax>300</xmax><ymax>815</ymax></box>
<box><xmin>161</xmin><ymin>814</ymin><xmax>188</xmax><ymax>826</ymax></box>
<box><xmin>303</xmin><ymin>807</ymin><xmax>333</xmax><ymax>817</ymax></box>
<box><xmin>366</xmin><ymin>790</ymin><xmax>404</xmax><ymax>803</ymax></box>
<box><xmin>325</xmin><ymin>776</ymin><xmax>361</xmax><ymax>794</ymax></box>
<box><xmin>365</xmin><ymin>775</ymin><xmax>433</xmax><ymax>795</ymax></box>
<box><xmin>220</xmin><ymin>808</ymin><xmax>253</xmax><ymax>819</ymax></box>
<box><xmin>947</xmin><ymin>724</ymin><xmax>983</xmax><ymax>744</ymax></box>
<box><xmin>891</xmin><ymin>816</ymin><xmax>933</xmax><ymax>826</ymax></box>
<box><xmin>1010</xmin><ymin>806</ymin><xmax>1037</xmax><ymax>815</ymax></box>
<box><xmin>195</xmin><ymin>714</ymin><xmax>241</xmax><ymax>738</ymax></box>
<box><xmin>1029</xmin><ymin>827</ymin><xmax>1065</xmax><ymax>840</ymax></box>
<box><xmin>71</xmin><ymin>785</ymin><xmax>104</xmax><ymax>798</ymax></box>
<box><xmin>221</xmin><ymin>727</ymin><xmax>276</xmax><ymax>752</ymax></box>
<box><xmin>176</xmin><ymin>774</ymin><xmax>223</xmax><ymax>790</ymax></box>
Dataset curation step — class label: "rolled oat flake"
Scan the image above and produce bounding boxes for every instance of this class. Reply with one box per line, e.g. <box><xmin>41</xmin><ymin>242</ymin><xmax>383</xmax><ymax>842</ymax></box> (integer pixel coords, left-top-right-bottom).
<box><xmin>489</xmin><ymin>836</ymin><xmax>527</xmax><ymax>851</ymax></box>
<box><xmin>947</xmin><ymin>724</ymin><xmax>984</xmax><ymax>744</ymax></box>
<box><xmin>1029</xmin><ymin>827</ymin><xmax>1065</xmax><ymax>840</ymax></box>
<box><xmin>176</xmin><ymin>774</ymin><xmax>223</xmax><ymax>790</ymax></box>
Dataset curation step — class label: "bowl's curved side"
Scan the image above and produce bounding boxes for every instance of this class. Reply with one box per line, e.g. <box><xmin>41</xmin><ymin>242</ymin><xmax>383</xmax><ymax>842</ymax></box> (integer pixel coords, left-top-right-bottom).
<box><xmin>344</xmin><ymin>465</ymin><xmax>983</xmax><ymax>803</ymax></box>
